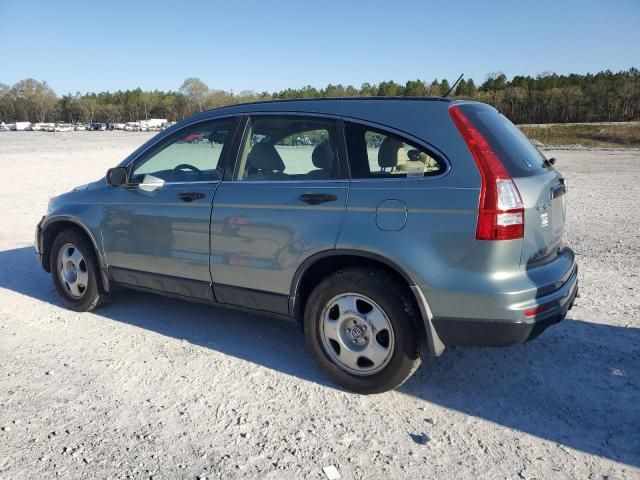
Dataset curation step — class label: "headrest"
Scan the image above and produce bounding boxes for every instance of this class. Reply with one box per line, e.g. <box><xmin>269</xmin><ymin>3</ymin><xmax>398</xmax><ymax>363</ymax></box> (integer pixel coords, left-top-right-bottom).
<box><xmin>378</xmin><ymin>137</ymin><xmax>404</xmax><ymax>168</ymax></box>
<box><xmin>247</xmin><ymin>143</ymin><xmax>285</xmax><ymax>172</ymax></box>
<box><xmin>312</xmin><ymin>142</ymin><xmax>335</xmax><ymax>170</ymax></box>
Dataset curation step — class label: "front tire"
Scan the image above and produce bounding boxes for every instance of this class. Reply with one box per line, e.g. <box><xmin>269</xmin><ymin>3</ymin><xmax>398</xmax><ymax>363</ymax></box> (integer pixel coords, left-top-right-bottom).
<box><xmin>50</xmin><ymin>229</ymin><xmax>108</xmax><ymax>312</ymax></box>
<box><xmin>304</xmin><ymin>268</ymin><xmax>423</xmax><ymax>394</ymax></box>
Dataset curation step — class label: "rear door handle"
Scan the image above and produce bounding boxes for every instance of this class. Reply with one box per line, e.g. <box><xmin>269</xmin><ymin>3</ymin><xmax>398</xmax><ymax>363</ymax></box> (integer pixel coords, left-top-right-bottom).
<box><xmin>178</xmin><ymin>191</ymin><xmax>206</xmax><ymax>202</ymax></box>
<box><xmin>299</xmin><ymin>192</ymin><xmax>338</xmax><ymax>205</ymax></box>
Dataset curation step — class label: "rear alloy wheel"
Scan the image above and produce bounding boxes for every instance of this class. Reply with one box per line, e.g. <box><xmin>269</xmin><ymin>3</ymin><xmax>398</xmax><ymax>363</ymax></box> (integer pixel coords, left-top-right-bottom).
<box><xmin>320</xmin><ymin>293</ymin><xmax>395</xmax><ymax>376</ymax></box>
<box><xmin>50</xmin><ymin>229</ymin><xmax>108</xmax><ymax>312</ymax></box>
<box><xmin>305</xmin><ymin>268</ymin><xmax>423</xmax><ymax>394</ymax></box>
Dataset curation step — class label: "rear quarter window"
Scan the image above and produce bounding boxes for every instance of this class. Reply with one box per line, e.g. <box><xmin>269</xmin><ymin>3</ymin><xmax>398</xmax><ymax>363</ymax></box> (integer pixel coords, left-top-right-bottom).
<box><xmin>344</xmin><ymin>122</ymin><xmax>446</xmax><ymax>179</ymax></box>
<box><xmin>458</xmin><ymin>104</ymin><xmax>550</xmax><ymax>177</ymax></box>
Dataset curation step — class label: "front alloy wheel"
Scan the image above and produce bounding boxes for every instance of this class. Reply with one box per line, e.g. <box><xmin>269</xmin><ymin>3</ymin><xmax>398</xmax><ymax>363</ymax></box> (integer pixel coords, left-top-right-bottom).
<box><xmin>57</xmin><ymin>243</ymin><xmax>89</xmax><ymax>298</ymax></box>
<box><xmin>50</xmin><ymin>228</ymin><xmax>108</xmax><ymax>312</ymax></box>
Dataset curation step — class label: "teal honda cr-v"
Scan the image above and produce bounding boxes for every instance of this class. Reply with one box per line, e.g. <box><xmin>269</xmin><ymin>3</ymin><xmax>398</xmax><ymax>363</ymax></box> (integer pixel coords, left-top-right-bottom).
<box><xmin>35</xmin><ymin>98</ymin><xmax>578</xmax><ymax>393</ymax></box>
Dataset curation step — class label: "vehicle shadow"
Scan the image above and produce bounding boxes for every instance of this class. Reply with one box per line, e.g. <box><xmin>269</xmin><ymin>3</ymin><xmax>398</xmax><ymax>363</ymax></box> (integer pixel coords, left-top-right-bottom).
<box><xmin>400</xmin><ymin>313</ymin><xmax>640</xmax><ymax>467</ymax></box>
<box><xmin>1</xmin><ymin>246</ymin><xmax>638</xmax><ymax>467</ymax></box>
<box><xmin>0</xmin><ymin>246</ymin><xmax>332</xmax><ymax>387</ymax></box>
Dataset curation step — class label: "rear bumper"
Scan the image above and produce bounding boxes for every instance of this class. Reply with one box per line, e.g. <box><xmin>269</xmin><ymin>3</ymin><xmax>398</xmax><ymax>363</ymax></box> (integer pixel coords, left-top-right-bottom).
<box><xmin>433</xmin><ymin>305</ymin><xmax>572</xmax><ymax>347</ymax></box>
<box><xmin>430</xmin><ymin>255</ymin><xmax>579</xmax><ymax>347</ymax></box>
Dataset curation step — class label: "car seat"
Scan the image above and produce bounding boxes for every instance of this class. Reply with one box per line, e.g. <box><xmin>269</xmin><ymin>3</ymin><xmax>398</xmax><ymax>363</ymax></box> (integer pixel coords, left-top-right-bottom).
<box><xmin>307</xmin><ymin>142</ymin><xmax>336</xmax><ymax>179</ymax></box>
<box><xmin>245</xmin><ymin>143</ymin><xmax>288</xmax><ymax>180</ymax></box>
<box><xmin>378</xmin><ymin>137</ymin><xmax>405</xmax><ymax>172</ymax></box>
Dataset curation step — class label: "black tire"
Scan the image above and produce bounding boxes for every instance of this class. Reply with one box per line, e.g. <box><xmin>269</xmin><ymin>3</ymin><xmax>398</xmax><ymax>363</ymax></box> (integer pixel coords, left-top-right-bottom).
<box><xmin>50</xmin><ymin>228</ymin><xmax>108</xmax><ymax>312</ymax></box>
<box><xmin>304</xmin><ymin>267</ymin><xmax>423</xmax><ymax>394</ymax></box>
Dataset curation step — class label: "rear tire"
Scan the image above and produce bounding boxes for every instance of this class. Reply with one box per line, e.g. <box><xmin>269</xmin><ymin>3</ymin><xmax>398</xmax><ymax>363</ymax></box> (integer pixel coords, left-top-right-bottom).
<box><xmin>50</xmin><ymin>229</ymin><xmax>108</xmax><ymax>312</ymax></box>
<box><xmin>304</xmin><ymin>267</ymin><xmax>423</xmax><ymax>394</ymax></box>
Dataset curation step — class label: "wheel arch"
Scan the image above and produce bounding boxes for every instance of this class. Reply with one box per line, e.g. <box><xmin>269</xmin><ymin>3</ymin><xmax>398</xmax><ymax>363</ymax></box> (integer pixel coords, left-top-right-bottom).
<box><xmin>41</xmin><ymin>216</ymin><xmax>111</xmax><ymax>291</ymax></box>
<box><xmin>290</xmin><ymin>249</ymin><xmax>445</xmax><ymax>356</ymax></box>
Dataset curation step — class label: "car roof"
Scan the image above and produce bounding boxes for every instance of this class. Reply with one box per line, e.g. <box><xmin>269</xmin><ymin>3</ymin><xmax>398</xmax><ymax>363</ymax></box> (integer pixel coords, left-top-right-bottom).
<box><xmin>188</xmin><ymin>96</ymin><xmax>488</xmax><ymax>121</ymax></box>
<box><xmin>204</xmin><ymin>96</ymin><xmax>452</xmax><ymax>114</ymax></box>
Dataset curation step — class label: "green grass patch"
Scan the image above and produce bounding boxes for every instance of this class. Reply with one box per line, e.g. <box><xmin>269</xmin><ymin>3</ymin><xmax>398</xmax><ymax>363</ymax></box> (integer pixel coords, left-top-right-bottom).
<box><xmin>519</xmin><ymin>123</ymin><xmax>640</xmax><ymax>147</ymax></box>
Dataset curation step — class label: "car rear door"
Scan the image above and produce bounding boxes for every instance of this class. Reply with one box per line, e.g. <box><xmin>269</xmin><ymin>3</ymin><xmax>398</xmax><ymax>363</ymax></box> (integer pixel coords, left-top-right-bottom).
<box><xmin>101</xmin><ymin>117</ymin><xmax>239</xmax><ymax>300</ymax></box>
<box><xmin>210</xmin><ymin>114</ymin><xmax>348</xmax><ymax>314</ymax></box>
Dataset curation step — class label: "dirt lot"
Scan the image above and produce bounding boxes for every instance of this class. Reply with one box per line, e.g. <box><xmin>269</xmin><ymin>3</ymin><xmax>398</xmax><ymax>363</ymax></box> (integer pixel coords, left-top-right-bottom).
<box><xmin>0</xmin><ymin>132</ymin><xmax>638</xmax><ymax>479</ymax></box>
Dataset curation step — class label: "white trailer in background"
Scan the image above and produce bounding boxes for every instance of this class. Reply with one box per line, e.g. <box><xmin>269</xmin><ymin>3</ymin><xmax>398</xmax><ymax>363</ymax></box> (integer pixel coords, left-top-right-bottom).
<box><xmin>139</xmin><ymin>118</ymin><xmax>168</xmax><ymax>131</ymax></box>
<box><xmin>34</xmin><ymin>123</ymin><xmax>55</xmax><ymax>131</ymax></box>
<box><xmin>14</xmin><ymin>122</ymin><xmax>32</xmax><ymax>131</ymax></box>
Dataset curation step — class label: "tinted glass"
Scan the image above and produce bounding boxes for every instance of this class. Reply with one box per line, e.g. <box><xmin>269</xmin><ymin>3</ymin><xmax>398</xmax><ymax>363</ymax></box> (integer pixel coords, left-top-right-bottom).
<box><xmin>344</xmin><ymin>122</ymin><xmax>445</xmax><ymax>179</ymax></box>
<box><xmin>459</xmin><ymin>103</ymin><xmax>549</xmax><ymax>177</ymax></box>
<box><xmin>235</xmin><ymin>116</ymin><xmax>341</xmax><ymax>181</ymax></box>
<box><xmin>130</xmin><ymin>118</ymin><xmax>236</xmax><ymax>184</ymax></box>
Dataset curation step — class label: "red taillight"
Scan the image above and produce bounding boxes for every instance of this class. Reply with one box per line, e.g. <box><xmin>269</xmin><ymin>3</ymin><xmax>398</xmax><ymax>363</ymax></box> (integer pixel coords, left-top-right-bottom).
<box><xmin>524</xmin><ymin>304</ymin><xmax>550</xmax><ymax>318</ymax></box>
<box><xmin>449</xmin><ymin>105</ymin><xmax>524</xmax><ymax>240</ymax></box>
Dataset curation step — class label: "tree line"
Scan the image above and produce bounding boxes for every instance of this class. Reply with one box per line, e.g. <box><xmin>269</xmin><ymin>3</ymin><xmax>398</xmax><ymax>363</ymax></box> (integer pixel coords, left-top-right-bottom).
<box><xmin>1</xmin><ymin>68</ymin><xmax>639</xmax><ymax>125</ymax></box>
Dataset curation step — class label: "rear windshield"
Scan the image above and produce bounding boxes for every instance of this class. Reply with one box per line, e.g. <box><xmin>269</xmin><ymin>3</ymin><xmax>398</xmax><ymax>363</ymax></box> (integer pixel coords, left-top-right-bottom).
<box><xmin>459</xmin><ymin>104</ymin><xmax>549</xmax><ymax>177</ymax></box>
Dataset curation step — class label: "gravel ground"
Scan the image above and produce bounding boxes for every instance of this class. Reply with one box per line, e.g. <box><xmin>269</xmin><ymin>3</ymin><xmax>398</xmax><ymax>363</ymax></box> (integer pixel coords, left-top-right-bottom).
<box><xmin>0</xmin><ymin>132</ymin><xmax>638</xmax><ymax>479</ymax></box>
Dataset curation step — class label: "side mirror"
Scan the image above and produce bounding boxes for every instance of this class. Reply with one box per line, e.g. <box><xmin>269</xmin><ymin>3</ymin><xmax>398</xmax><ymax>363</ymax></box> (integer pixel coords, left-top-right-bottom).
<box><xmin>106</xmin><ymin>167</ymin><xmax>128</xmax><ymax>186</ymax></box>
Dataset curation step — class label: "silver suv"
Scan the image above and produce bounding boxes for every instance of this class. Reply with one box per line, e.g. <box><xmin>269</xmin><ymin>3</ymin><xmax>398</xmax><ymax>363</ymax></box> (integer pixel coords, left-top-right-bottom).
<box><xmin>35</xmin><ymin>98</ymin><xmax>578</xmax><ymax>393</ymax></box>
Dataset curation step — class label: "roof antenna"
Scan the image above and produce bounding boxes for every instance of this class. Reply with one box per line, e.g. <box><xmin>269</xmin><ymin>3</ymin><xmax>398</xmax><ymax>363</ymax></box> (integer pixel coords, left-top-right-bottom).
<box><xmin>443</xmin><ymin>73</ymin><xmax>464</xmax><ymax>97</ymax></box>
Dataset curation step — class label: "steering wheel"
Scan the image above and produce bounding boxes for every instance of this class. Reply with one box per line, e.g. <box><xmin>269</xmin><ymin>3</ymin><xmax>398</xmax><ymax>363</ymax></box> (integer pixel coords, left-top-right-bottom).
<box><xmin>173</xmin><ymin>163</ymin><xmax>202</xmax><ymax>174</ymax></box>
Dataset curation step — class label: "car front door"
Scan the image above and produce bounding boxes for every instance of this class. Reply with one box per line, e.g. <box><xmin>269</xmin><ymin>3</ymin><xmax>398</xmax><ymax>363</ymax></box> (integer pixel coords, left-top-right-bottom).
<box><xmin>101</xmin><ymin>117</ymin><xmax>239</xmax><ymax>300</ymax></box>
<box><xmin>210</xmin><ymin>115</ymin><xmax>349</xmax><ymax>314</ymax></box>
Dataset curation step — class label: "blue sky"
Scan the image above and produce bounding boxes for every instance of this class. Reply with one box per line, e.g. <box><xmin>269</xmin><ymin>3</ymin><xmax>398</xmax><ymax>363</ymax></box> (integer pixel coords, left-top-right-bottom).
<box><xmin>1</xmin><ymin>0</ymin><xmax>638</xmax><ymax>94</ymax></box>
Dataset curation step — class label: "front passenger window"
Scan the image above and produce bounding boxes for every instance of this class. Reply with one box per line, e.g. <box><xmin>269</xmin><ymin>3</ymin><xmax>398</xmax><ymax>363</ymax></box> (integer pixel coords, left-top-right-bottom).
<box><xmin>130</xmin><ymin>118</ymin><xmax>236</xmax><ymax>184</ymax></box>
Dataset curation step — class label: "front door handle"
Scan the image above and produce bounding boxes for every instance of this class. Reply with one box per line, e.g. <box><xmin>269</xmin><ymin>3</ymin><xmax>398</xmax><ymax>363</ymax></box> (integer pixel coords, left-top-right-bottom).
<box><xmin>299</xmin><ymin>192</ymin><xmax>338</xmax><ymax>205</ymax></box>
<box><xmin>178</xmin><ymin>191</ymin><xmax>206</xmax><ymax>202</ymax></box>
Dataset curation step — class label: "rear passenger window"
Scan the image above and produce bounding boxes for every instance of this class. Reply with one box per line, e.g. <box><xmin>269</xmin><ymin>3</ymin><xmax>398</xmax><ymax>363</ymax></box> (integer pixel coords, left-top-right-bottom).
<box><xmin>235</xmin><ymin>116</ymin><xmax>342</xmax><ymax>181</ymax></box>
<box><xmin>344</xmin><ymin>122</ymin><xmax>445</xmax><ymax>179</ymax></box>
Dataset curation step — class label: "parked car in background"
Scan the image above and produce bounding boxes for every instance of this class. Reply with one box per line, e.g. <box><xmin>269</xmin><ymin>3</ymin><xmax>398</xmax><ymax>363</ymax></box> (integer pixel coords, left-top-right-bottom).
<box><xmin>90</xmin><ymin>123</ymin><xmax>107</xmax><ymax>131</ymax></box>
<box><xmin>35</xmin><ymin>98</ymin><xmax>578</xmax><ymax>393</ymax></box>
<box><xmin>74</xmin><ymin>124</ymin><xmax>87</xmax><ymax>131</ymax></box>
<box><xmin>55</xmin><ymin>123</ymin><xmax>74</xmax><ymax>132</ymax></box>
<box><xmin>124</xmin><ymin>122</ymin><xmax>140</xmax><ymax>131</ymax></box>
<box><xmin>179</xmin><ymin>132</ymin><xmax>205</xmax><ymax>143</ymax></box>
